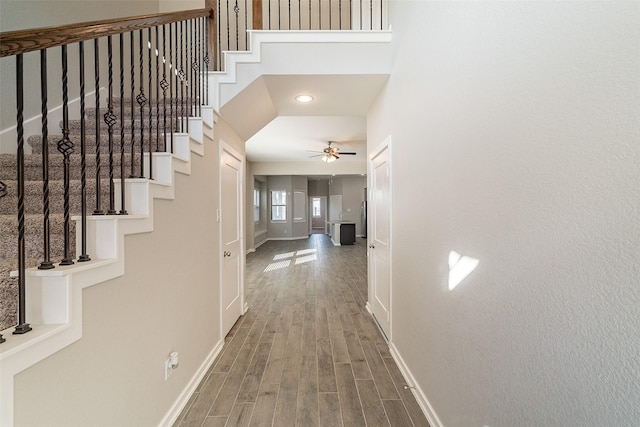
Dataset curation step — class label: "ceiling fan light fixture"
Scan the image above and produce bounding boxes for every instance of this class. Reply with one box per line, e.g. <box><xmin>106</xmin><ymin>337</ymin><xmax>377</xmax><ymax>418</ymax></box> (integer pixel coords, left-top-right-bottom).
<box><xmin>295</xmin><ymin>94</ymin><xmax>314</xmax><ymax>103</ymax></box>
<box><xmin>322</xmin><ymin>154</ymin><xmax>336</xmax><ymax>163</ymax></box>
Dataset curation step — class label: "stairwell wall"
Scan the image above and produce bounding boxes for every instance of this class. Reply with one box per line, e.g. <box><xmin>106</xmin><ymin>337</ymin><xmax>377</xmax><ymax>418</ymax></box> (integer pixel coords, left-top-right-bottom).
<box><xmin>367</xmin><ymin>1</ymin><xmax>640</xmax><ymax>426</ymax></box>
<box><xmin>11</xmin><ymin>115</ymin><xmax>247</xmax><ymax>425</ymax></box>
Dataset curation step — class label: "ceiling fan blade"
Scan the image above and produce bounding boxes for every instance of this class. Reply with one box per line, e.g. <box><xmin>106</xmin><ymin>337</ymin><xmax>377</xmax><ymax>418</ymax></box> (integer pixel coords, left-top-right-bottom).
<box><xmin>339</xmin><ymin>152</ymin><xmax>357</xmax><ymax>155</ymax></box>
<box><xmin>309</xmin><ymin>154</ymin><xmax>324</xmax><ymax>158</ymax></box>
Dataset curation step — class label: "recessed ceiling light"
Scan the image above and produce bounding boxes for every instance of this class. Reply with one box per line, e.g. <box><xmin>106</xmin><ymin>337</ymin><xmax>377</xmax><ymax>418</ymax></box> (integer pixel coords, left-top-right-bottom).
<box><xmin>295</xmin><ymin>95</ymin><xmax>314</xmax><ymax>103</ymax></box>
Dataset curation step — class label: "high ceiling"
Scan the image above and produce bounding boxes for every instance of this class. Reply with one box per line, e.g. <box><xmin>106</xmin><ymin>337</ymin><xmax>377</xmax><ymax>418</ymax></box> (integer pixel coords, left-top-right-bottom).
<box><xmin>219</xmin><ymin>74</ymin><xmax>389</xmax><ymax>164</ymax></box>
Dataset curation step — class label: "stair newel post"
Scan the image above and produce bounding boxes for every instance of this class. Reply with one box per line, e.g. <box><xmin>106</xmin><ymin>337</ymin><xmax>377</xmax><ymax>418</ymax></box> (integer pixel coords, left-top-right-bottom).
<box><xmin>160</xmin><ymin>24</ymin><xmax>169</xmax><ymax>153</ymax></box>
<box><xmin>104</xmin><ymin>35</ymin><xmax>117</xmax><ymax>215</ymax></box>
<box><xmin>147</xmin><ymin>27</ymin><xmax>154</xmax><ymax>180</ymax></box>
<box><xmin>155</xmin><ymin>25</ymin><xmax>161</xmax><ymax>153</ymax></box>
<box><xmin>78</xmin><ymin>41</ymin><xmax>91</xmax><ymax>262</ymax></box>
<box><xmin>13</xmin><ymin>53</ymin><xmax>33</xmax><ymax>335</ymax></box>
<box><xmin>118</xmin><ymin>33</ymin><xmax>128</xmax><ymax>216</ymax></box>
<box><xmin>57</xmin><ymin>45</ymin><xmax>76</xmax><ymax>266</ymax></box>
<box><xmin>130</xmin><ymin>32</ymin><xmax>137</xmax><ymax>178</ymax></box>
<box><xmin>137</xmin><ymin>29</ymin><xmax>147</xmax><ymax>179</ymax></box>
<box><xmin>39</xmin><ymin>49</ymin><xmax>55</xmax><ymax>270</ymax></box>
<box><xmin>93</xmin><ymin>38</ymin><xmax>104</xmax><ymax>215</ymax></box>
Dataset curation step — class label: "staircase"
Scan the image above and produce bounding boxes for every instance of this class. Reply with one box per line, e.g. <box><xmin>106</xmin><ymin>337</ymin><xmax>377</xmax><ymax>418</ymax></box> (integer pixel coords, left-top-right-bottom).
<box><xmin>0</xmin><ymin>93</ymin><xmax>213</xmax><ymax>424</ymax></box>
<box><xmin>0</xmin><ymin>103</ymin><xmax>181</xmax><ymax>331</ymax></box>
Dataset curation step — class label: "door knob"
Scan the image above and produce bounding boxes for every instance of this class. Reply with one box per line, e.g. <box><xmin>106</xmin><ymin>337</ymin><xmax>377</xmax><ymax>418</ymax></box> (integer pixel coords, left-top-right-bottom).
<box><xmin>369</xmin><ymin>244</ymin><xmax>375</xmax><ymax>249</ymax></box>
<box><xmin>223</xmin><ymin>251</ymin><xmax>231</xmax><ymax>257</ymax></box>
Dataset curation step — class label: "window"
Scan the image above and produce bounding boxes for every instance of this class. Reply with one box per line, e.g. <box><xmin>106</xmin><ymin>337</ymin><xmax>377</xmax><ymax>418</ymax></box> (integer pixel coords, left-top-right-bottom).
<box><xmin>312</xmin><ymin>197</ymin><xmax>321</xmax><ymax>218</ymax></box>
<box><xmin>271</xmin><ymin>190</ymin><xmax>287</xmax><ymax>221</ymax></box>
<box><xmin>293</xmin><ymin>191</ymin><xmax>306</xmax><ymax>222</ymax></box>
<box><xmin>253</xmin><ymin>188</ymin><xmax>260</xmax><ymax>223</ymax></box>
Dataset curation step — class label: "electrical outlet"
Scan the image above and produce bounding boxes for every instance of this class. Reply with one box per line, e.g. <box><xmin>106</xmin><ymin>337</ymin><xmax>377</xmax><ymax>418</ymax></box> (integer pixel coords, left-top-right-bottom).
<box><xmin>164</xmin><ymin>352</ymin><xmax>179</xmax><ymax>381</ymax></box>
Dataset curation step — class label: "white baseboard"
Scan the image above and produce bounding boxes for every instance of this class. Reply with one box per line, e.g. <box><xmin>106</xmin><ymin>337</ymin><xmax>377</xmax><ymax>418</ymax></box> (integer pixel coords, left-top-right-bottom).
<box><xmin>159</xmin><ymin>338</ymin><xmax>224</xmax><ymax>427</ymax></box>
<box><xmin>389</xmin><ymin>343</ymin><xmax>444</xmax><ymax>427</ymax></box>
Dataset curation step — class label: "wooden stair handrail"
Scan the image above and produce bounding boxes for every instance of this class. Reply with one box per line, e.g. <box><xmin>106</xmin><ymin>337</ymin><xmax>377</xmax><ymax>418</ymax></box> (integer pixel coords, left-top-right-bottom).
<box><xmin>0</xmin><ymin>8</ymin><xmax>213</xmax><ymax>58</ymax></box>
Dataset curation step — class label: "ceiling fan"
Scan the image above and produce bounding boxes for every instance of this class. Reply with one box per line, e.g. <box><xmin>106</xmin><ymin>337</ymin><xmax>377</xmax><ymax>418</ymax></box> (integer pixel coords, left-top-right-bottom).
<box><xmin>308</xmin><ymin>141</ymin><xmax>357</xmax><ymax>162</ymax></box>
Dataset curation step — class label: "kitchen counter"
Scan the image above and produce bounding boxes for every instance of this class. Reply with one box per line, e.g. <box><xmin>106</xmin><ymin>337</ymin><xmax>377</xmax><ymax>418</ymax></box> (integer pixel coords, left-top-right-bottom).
<box><xmin>327</xmin><ymin>221</ymin><xmax>356</xmax><ymax>246</ymax></box>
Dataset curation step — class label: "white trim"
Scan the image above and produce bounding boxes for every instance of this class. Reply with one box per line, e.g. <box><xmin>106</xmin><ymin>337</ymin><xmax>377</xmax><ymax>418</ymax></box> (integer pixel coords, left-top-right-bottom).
<box><xmin>389</xmin><ymin>343</ymin><xmax>444</xmax><ymax>427</ymax></box>
<box><xmin>158</xmin><ymin>339</ymin><xmax>224</xmax><ymax>427</ymax></box>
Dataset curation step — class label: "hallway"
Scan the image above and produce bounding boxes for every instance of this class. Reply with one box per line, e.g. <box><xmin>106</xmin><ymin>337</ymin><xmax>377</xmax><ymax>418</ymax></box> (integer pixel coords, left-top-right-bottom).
<box><xmin>175</xmin><ymin>234</ymin><xmax>429</xmax><ymax>426</ymax></box>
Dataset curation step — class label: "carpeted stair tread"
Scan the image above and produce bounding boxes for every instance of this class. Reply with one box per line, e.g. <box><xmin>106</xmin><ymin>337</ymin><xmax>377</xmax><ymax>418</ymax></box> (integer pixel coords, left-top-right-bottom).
<box><xmin>27</xmin><ymin>134</ymin><xmax>171</xmax><ymax>154</ymax></box>
<box><xmin>0</xmin><ymin>153</ymin><xmax>140</xmax><ymax>181</ymax></box>
<box><xmin>0</xmin><ymin>179</ymin><xmax>113</xmax><ymax>215</ymax></box>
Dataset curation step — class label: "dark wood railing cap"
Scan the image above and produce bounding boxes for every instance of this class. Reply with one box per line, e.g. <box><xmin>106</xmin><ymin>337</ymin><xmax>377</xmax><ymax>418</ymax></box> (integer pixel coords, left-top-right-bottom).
<box><xmin>0</xmin><ymin>8</ymin><xmax>211</xmax><ymax>57</ymax></box>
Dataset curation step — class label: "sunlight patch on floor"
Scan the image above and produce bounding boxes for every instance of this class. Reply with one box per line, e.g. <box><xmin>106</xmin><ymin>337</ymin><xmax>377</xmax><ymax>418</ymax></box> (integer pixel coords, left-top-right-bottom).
<box><xmin>296</xmin><ymin>249</ymin><xmax>317</xmax><ymax>256</ymax></box>
<box><xmin>295</xmin><ymin>254</ymin><xmax>318</xmax><ymax>265</ymax></box>
<box><xmin>273</xmin><ymin>251</ymin><xmax>296</xmax><ymax>261</ymax></box>
<box><xmin>263</xmin><ymin>260</ymin><xmax>291</xmax><ymax>272</ymax></box>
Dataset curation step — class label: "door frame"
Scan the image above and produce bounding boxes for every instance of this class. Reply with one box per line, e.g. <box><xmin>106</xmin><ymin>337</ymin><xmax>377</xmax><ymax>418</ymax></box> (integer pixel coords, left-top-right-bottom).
<box><xmin>366</xmin><ymin>135</ymin><xmax>392</xmax><ymax>342</ymax></box>
<box><xmin>218</xmin><ymin>139</ymin><xmax>247</xmax><ymax>339</ymax></box>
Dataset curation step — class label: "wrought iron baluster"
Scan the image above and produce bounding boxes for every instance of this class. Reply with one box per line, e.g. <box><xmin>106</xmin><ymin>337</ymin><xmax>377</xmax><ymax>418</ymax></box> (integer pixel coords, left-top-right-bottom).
<box><xmin>339</xmin><ymin>0</ymin><xmax>342</xmax><ymax>29</ymax></box>
<box><xmin>104</xmin><ymin>36</ymin><xmax>117</xmax><ymax>215</ymax></box>
<box><xmin>137</xmin><ymin>29</ymin><xmax>147</xmax><ymax>178</ymax></box>
<box><xmin>189</xmin><ymin>20</ymin><xmax>194</xmax><ymax>125</ymax></box>
<box><xmin>197</xmin><ymin>17</ymin><xmax>202</xmax><ymax>117</ymax></box>
<box><xmin>204</xmin><ymin>16</ymin><xmax>210</xmax><ymax>105</ymax></box>
<box><xmin>118</xmin><ymin>34</ymin><xmax>128</xmax><ymax>215</ymax></box>
<box><xmin>170</xmin><ymin>22</ymin><xmax>177</xmax><ymax>141</ymax></box>
<box><xmin>161</xmin><ymin>24</ymin><xmax>169</xmax><ymax>153</ymax></box>
<box><xmin>130</xmin><ymin>32</ymin><xmax>136</xmax><ymax>178</ymax></box>
<box><xmin>218</xmin><ymin>0</ymin><xmax>223</xmax><ymax>69</ymax></box>
<box><xmin>93</xmin><ymin>39</ymin><xmax>104</xmax><ymax>215</ymax></box>
<box><xmin>309</xmin><ymin>0</ymin><xmax>312</xmax><ymax>29</ymax></box>
<box><xmin>359</xmin><ymin>0</ymin><xmax>362</xmax><ymax>30</ymax></box>
<box><xmin>14</xmin><ymin>53</ymin><xmax>32</xmax><ymax>335</ymax></box>
<box><xmin>245</xmin><ymin>0</ymin><xmax>249</xmax><ymax>47</ymax></box>
<box><xmin>298</xmin><ymin>0</ymin><xmax>301</xmax><ymax>30</ymax></box>
<box><xmin>39</xmin><ymin>49</ymin><xmax>54</xmax><ymax>270</ymax></box>
<box><xmin>226</xmin><ymin>0</ymin><xmax>231</xmax><ymax>54</ymax></box>
<box><xmin>287</xmin><ymin>0</ymin><xmax>291</xmax><ymax>30</ymax></box>
<box><xmin>148</xmin><ymin>27</ymin><xmax>154</xmax><ymax>179</ymax></box>
<box><xmin>78</xmin><ymin>41</ymin><xmax>91</xmax><ymax>261</ymax></box>
<box><xmin>329</xmin><ymin>0</ymin><xmax>332</xmax><ymax>29</ymax></box>
<box><xmin>370</xmin><ymin>0</ymin><xmax>373</xmax><ymax>30</ymax></box>
<box><xmin>179</xmin><ymin>21</ymin><xmax>186</xmax><ymax>134</ymax></box>
<box><xmin>58</xmin><ymin>45</ymin><xmax>76</xmax><ymax>264</ymax></box>
<box><xmin>191</xmin><ymin>19</ymin><xmax>199</xmax><ymax>118</ymax></box>
<box><xmin>155</xmin><ymin>25</ymin><xmax>160</xmax><ymax>152</ymax></box>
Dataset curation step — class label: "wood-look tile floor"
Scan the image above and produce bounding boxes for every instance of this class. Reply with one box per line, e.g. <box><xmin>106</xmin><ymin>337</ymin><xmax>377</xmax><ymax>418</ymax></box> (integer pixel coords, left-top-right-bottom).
<box><xmin>175</xmin><ymin>234</ymin><xmax>430</xmax><ymax>427</ymax></box>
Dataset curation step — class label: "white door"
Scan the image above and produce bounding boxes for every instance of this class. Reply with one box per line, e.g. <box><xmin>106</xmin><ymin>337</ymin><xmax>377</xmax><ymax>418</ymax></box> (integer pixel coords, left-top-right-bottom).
<box><xmin>220</xmin><ymin>142</ymin><xmax>244</xmax><ymax>337</ymax></box>
<box><xmin>368</xmin><ymin>138</ymin><xmax>391</xmax><ymax>340</ymax></box>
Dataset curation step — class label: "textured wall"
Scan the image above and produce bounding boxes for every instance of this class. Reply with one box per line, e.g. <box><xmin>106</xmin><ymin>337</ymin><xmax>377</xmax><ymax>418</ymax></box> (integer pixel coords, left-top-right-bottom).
<box><xmin>368</xmin><ymin>1</ymin><xmax>640</xmax><ymax>426</ymax></box>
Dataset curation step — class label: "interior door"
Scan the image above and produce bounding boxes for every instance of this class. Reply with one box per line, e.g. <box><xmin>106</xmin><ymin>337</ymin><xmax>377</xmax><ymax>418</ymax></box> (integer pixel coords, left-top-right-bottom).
<box><xmin>369</xmin><ymin>138</ymin><xmax>391</xmax><ymax>340</ymax></box>
<box><xmin>220</xmin><ymin>142</ymin><xmax>244</xmax><ymax>337</ymax></box>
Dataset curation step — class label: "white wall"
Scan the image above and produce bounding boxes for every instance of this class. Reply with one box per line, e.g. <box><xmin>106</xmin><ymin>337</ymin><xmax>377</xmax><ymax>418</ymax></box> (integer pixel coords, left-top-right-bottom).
<box><xmin>368</xmin><ymin>1</ymin><xmax>640</xmax><ymax>426</ymax></box>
